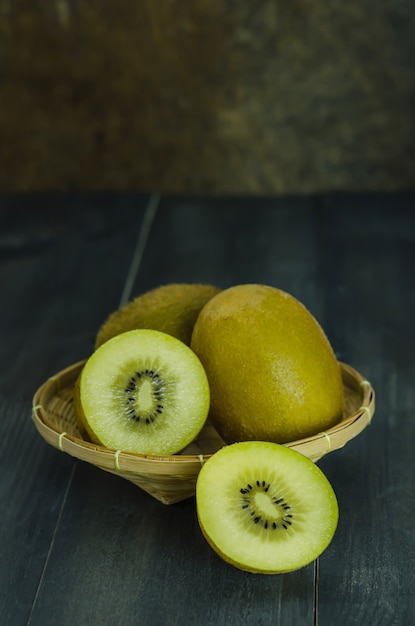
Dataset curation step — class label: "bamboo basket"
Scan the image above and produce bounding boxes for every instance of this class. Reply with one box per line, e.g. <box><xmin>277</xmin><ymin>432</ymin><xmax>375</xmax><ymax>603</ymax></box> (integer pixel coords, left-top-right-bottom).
<box><xmin>32</xmin><ymin>360</ymin><xmax>375</xmax><ymax>505</ymax></box>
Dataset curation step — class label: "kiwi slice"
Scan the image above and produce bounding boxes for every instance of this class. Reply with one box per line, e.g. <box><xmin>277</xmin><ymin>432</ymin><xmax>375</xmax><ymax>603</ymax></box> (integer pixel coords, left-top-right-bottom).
<box><xmin>196</xmin><ymin>441</ymin><xmax>339</xmax><ymax>573</ymax></box>
<box><xmin>95</xmin><ymin>283</ymin><xmax>221</xmax><ymax>349</ymax></box>
<box><xmin>75</xmin><ymin>329</ymin><xmax>210</xmax><ymax>455</ymax></box>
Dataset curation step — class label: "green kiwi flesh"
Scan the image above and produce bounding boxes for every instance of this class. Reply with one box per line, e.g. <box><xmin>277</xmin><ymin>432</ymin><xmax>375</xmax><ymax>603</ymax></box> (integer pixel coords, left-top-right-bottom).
<box><xmin>95</xmin><ymin>283</ymin><xmax>221</xmax><ymax>349</ymax></box>
<box><xmin>196</xmin><ymin>441</ymin><xmax>339</xmax><ymax>573</ymax></box>
<box><xmin>77</xmin><ymin>329</ymin><xmax>210</xmax><ymax>455</ymax></box>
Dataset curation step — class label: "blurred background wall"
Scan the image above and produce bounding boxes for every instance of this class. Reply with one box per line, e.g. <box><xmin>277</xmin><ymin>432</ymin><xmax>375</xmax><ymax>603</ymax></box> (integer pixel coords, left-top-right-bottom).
<box><xmin>0</xmin><ymin>1</ymin><xmax>414</xmax><ymax>194</ymax></box>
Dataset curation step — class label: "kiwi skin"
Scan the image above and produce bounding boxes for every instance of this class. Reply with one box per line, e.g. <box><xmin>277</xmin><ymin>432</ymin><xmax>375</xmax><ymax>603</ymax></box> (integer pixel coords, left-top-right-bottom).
<box><xmin>197</xmin><ymin>521</ymin><xmax>305</xmax><ymax>575</ymax></box>
<box><xmin>191</xmin><ymin>283</ymin><xmax>345</xmax><ymax>445</ymax></box>
<box><xmin>95</xmin><ymin>283</ymin><xmax>221</xmax><ymax>349</ymax></box>
<box><xmin>197</xmin><ymin>523</ymin><xmax>310</xmax><ymax>575</ymax></box>
<box><xmin>73</xmin><ymin>372</ymin><xmax>98</xmax><ymax>443</ymax></box>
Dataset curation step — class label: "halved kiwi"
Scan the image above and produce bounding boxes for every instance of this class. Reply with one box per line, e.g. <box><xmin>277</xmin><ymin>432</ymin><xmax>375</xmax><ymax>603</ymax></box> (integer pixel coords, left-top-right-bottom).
<box><xmin>75</xmin><ymin>329</ymin><xmax>210</xmax><ymax>455</ymax></box>
<box><xmin>196</xmin><ymin>441</ymin><xmax>339</xmax><ymax>573</ymax></box>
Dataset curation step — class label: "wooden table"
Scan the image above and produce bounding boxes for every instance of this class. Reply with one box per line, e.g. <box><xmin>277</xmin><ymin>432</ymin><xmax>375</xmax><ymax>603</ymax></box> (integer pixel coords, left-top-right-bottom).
<box><xmin>1</xmin><ymin>194</ymin><xmax>414</xmax><ymax>625</ymax></box>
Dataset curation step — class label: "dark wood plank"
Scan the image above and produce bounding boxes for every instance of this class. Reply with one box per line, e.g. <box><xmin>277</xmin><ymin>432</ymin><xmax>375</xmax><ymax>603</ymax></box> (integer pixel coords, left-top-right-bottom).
<box><xmin>0</xmin><ymin>195</ymin><xmax>149</xmax><ymax>624</ymax></box>
<box><xmin>316</xmin><ymin>194</ymin><xmax>415</xmax><ymax>625</ymax></box>
<box><xmin>129</xmin><ymin>196</ymin><xmax>324</xmax><ymax>313</ymax></box>
<box><xmin>0</xmin><ymin>194</ymin><xmax>149</xmax><ymax>398</ymax></box>
<box><xmin>0</xmin><ymin>395</ymin><xmax>75</xmax><ymax>625</ymax></box>
<box><xmin>4</xmin><ymin>194</ymin><xmax>412</xmax><ymax>625</ymax></box>
<box><xmin>26</xmin><ymin>465</ymin><xmax>315</xmax><ymax>626</ymax></box>
<box><xmin>26</xmin><ymin>198</ymin><xmax>321</xmax><ymax>626</ymax></box>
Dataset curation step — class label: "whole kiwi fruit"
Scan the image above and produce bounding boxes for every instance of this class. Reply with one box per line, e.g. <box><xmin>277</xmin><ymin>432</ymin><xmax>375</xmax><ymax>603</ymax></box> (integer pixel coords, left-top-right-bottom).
<box><xmin>190</xmin><ymin>283</ymin><xmax>345</xmax><ymax>444</ymax></box>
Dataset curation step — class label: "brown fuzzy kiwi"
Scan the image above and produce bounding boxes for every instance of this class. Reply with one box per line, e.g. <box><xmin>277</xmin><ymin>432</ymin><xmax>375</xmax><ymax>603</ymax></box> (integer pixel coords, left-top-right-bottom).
<box><xmin>95</xmin><ymin>283</ymin><xmax>221</xmax><ymax>349</ymax></box>
<box><xmin>191</xmin><ymin>284</ymin><xmax>345</xmax><ymax>445</ymax></box>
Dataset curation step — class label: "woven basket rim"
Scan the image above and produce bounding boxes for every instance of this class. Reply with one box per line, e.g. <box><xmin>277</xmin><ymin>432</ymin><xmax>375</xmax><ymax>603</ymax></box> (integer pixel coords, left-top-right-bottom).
<box><xmin>32</xmin><ymin>359</ymin><xmax>375</xmax><ymax>475</ymax></box>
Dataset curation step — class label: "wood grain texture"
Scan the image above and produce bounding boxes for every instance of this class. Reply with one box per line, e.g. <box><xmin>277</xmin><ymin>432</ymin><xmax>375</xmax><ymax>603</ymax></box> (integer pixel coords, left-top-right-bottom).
<box><xmin>25</xmin><ymin>200</ymin><xmax>319</xmax><ymax>626</ymax></box>
<box><xmin>0</xmin><ymin>395</ymin><xmax>75</xmax><ymax>626</ymax></box>
<box><xmin>130</xmin><ymin>196</ymin><xmax>323</xmax><ymax>312</ymax></box>
<box><xmin>0</xmin><ymin>196</ymin><xmax>148</xmax><ymax>624</ymax></box>
<box><xmin>316</xmin><ymin>194</ymin><xmax>415</xmax><ymax>625</ymax></box>
<box><xmin>0</xmin><ymin>195</ymin><xmax>414</xmax><ymax>625</ymax></box>
<box><xmin>26</xmin><ymin>466</ymin><xmax>314</xmax><ymax>626</ymax></box>
<box><xmin>0</xmin><ymin>195</ymin><xmax>148</xmax><ymax>398</ymax></box>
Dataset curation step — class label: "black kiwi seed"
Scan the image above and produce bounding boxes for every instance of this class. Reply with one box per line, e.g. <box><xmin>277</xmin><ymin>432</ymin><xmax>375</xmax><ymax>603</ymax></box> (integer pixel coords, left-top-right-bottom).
<box><xmin>239</xmin><ymin>480</ymin><xmax>294</xmax><ymax>531</ymax></box>
<box><xmin>124</xmin><ymin>370</ymin><xmax>165</xmax><ymax>425</ymax></box>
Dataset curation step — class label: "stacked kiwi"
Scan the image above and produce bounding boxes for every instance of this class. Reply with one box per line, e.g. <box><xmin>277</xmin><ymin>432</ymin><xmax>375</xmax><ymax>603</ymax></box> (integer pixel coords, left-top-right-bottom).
<box><xmin>75</xmin><ymin>282</ymin><xmax>343</xmax><ymax>574</ymax></box>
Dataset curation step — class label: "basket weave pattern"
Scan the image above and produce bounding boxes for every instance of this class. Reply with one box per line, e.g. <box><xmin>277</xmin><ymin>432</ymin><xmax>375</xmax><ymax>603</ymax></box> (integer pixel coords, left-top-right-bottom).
<box><xmin>32</xmin><ymin>361</ymin><xmax>375</xmax><ymax>504</ymax></box>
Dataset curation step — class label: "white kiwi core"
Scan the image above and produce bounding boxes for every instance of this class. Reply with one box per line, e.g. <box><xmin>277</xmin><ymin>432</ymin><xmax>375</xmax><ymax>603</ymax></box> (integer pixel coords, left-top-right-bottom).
<box><xmin>135</xmin><ymin>379</ymin><xmax>154</xmax><ymax>412</ymax></box>
<box><xmin>253</xmin><ymin>491</ymin><xmax>285</xmax><ymax>520</ymax></box>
